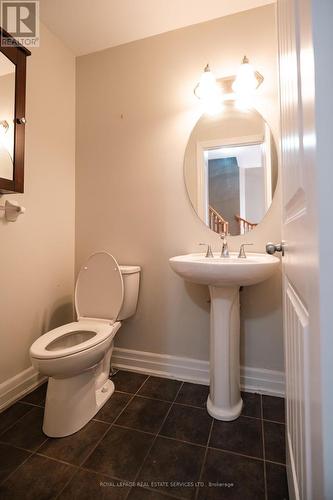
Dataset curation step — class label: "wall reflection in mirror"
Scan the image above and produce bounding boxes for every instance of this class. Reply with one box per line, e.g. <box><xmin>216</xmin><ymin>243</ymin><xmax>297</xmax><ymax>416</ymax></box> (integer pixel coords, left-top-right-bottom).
<box><xmin>184</xmin><ymin>104</ymin><xmax>277</xmax><ymax>236</ymax></box>
<box><xmin>0</xmin><ymin>51</ymin><xmax>15</xmax><ymax>181</ymax></box>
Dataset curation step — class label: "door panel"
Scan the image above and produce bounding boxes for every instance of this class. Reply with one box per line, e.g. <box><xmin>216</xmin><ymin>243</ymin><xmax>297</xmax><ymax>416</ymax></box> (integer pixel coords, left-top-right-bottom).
<box><xmin>284</xmin><ymin>279</ymin><xmax>311</xmax><ymax>499</ymax></box>
<box><xmin>278</xmin><ymin>0</ymin><xmax>314</xmax><ymax>498</ymax></box>
<box><xmin>278</xmin><ymin>0</ymin><xmax>333</xmax><ymax>497</ymax></box>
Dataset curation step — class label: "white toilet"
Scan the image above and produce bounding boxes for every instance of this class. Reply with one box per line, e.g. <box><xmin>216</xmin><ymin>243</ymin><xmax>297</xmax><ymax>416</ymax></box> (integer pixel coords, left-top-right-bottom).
<box><xmin>30</xmin><ymin>251</ymin><xmax>140</xmax><ymax>438</ymax></box>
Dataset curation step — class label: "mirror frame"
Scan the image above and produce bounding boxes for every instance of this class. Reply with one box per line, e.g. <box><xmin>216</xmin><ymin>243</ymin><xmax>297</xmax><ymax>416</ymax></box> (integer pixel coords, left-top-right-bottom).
<box><xmin>0</xmin><ymin>28</ymin><xmax>30</xmax><ymax>193</ymax></box>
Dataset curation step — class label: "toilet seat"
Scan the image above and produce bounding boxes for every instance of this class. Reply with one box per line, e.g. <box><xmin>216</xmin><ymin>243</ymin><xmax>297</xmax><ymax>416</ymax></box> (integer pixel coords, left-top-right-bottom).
<box><xmin>30</xmin><ymin>252</ymin><xmax>125</xmax><ymax>361</ymax></box>
<box><xmin>30</xmin><ymin>320</ymin><xmax>119</xmax><ymax>360</ymax></box>
<box><xmin>75</xmin><ymin>252</ymin><xmax>124</xmax><ymax>322</ymax></box>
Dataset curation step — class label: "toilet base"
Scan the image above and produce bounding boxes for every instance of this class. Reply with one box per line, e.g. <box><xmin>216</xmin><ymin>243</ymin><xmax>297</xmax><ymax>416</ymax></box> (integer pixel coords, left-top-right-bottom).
<box><xmin>43</xmin><ymin>374</ymin><xmax>115</xmax><ymax>437</ymax></box>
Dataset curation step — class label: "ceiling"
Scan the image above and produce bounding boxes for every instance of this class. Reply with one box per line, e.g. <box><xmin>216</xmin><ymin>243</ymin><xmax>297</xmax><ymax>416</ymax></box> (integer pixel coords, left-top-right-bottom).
<box><xmin>207</xmin><ymin>144</ymin><xmax>262</xmax><ymax>168</ymax></box>
<box><xmin>39</xmin><ymin>0</ymin><xmax>274</xmax><ymax>56</ymax></box>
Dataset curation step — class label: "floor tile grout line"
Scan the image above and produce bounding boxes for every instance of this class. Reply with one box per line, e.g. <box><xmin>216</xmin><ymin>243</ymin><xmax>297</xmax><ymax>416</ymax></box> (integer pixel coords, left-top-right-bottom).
<box><xmin>35</xmin><ymin>452</ymin><xmax>82</xmax><ymax>469</ymax></box>
<box><xmin>111</xmin><ymin>423</ymin><xmax>156</xmax><ymax>437</ymax></box>
<box><xmin>52</xmin><ymin>392</ymin><xmax>132</xmax><ymax>499</ymax></box>
<box><xmin>99</xmin><ymin>415</ymin><xmax>212</xmax><ymax>448</ymax></box>
<box><xmin>53</xmin><ymin>374</ymin><xmax>152</xmax><ymax>498</ymax></box>
<box><xmin>77</xmin><ymin>373</ymin><xmax>151</xmax><ymax>473</ymax></box>
<box><xmin>34</xmin><ymin>440</ymin><xmax>289</xmax><ymax>479</ymax></box>
<box><xmin>0</xmin><ymin>436</ymin><xmax>48</xmax><ymax>455</ymax></box>
<box><xmin>0</xmin><ymin>449</ymin><xmax>34</xmax><ymax>486</ymax></box>
<box><xmin>2</xmin><ymin>374</ymin><xmax>148</xmax><ymax>456</ymax></box>
<box><xmin>261</xmin><ymin>395</ymin><xmax>268</xmax><ymax>500</ymax></box>
<box><xmin>147</xmin><ymin>432</ymin><xmax>207</xmax><ymax>449</ymax></box>
<box><xmin>79</xmin><ymin>454</ymin><xmax>292</xmax><ymax>500</ymax></box>
<box><xmin>54</xmin><ymin>466</ymin><xmax>81</xmax><ymax>500</ymax></box>
<box><xmin>261</xmin><ymin>418</ymin><xmax>285</xmax><ymax>425</ymax></box>
<box><xmin>123</xmin><ymin>381</ymin><xmax>185</xmax><ymax>500</ymax></box>
<box><xmin>265</xmin><ymin>459</ymin><xmax>287</xmax><ymax>467</ymax></box>
<box><xmin>5</xmin><ymin>388</ymin><xmax>284</xmax><ymax>422</ymax></box>
<box><xmin>110</xmin><ymin>374</ymin><xmax>153</xmax><ymax>428</ymax></box>
<box><xmin>112</xmin><ymin>389</ymin><xmax>286</xmax><ymax>424</ymax></box>
<box><xmin>200</xmin><ymin>443</ymin><xmax>286</xmax><ymax>468</ymax></box>
<box><xmin>239</xmin><ymin>413</ymin><xmax>286</xmax><ymax>425</ymax></box>
<box><xmin>77</xmin><ymin>465</ymin><xmax>195</xmax><ymax>499</ymax></box>
<box><xmin>1</xmin><ymin>435</ymin><xmax>52</xmax><ymax>488</ymax></box>
<box><xmin>194</xmin><ymin>416</ymin><xmax>214</xmax><ymax>500</ymax></box>
<box><xmin>32</xmin><ymin>437</ymin><xmax>49</xmax><ymax>453</ymax></box>
<box><xmin>79</xmin><ymin>465</ymin><xmax>140</xmax><ymax>484</ymax></box>
<box><xmin>33</xmin><ymin>431</ymin><xmax>52</xmax><ymax>453</ymax></box>
<box><xmin>113</xmin><ymin>373</ymin><xmax>150</xmax><ymax>399</ymax></box>
<box><xmin>76</xmin><ymin>467</ymin><xmax>184</xmax><ymax>499</ymax></box>
<box><xmin>114</xmin><ymin>390</ymin><xmax>185</xmax><ymax>406</ymax></box>
<box><xmin>0</xmin><ymin>376</ymin><xmax>286</xmax><ymax>497</ymax></box>
<box><xmin>208</xmin><ymin>445</ymin><xmax>265</xmax><ymax>462</ymax></box>
<box><xmin>17</xmin><ymin>400</ymin><xmax>45</xmax><ymax>409</ymax></box>
<box><xmin>127</xmin><ymin>393</ymin><xmax>208</xmax><ymax>409</ymax></box>
<box><xmin>0</xmin><ymin>405</ymin><xmax>37</xmax><ymax>438</ymax></box>
<box><xmin>2</xmin><ymin>444</ymin><xmax>84</xmax><ymax>490</ymax></box>
<box><xmin>25</xmin><ymin>438</ymin><xmax>79</xmax><ymax>498</ymax></box>
<box><xmin>3</xmin><ymin>373</ymin><xmax>149</xmax><ymax>497</ymax></box>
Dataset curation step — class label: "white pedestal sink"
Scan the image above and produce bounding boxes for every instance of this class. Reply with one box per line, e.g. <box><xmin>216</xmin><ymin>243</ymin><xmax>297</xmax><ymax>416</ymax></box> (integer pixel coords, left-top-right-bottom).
<box><xmin>169</xmin><ymin>252</ymin><xmax>279</xmax><ymax>420</ymax></box>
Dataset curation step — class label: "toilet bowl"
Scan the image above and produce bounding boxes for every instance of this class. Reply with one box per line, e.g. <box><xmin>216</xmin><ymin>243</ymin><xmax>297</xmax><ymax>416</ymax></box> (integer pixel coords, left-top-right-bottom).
<box><xmin>30</xmin><ymin>252</ymin><xmax>140</xmax><ymax>437</ymax></box>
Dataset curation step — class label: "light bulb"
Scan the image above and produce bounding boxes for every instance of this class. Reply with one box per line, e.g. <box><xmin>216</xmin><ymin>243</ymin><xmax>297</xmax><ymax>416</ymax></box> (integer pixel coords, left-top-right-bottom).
<box><xmin>194</xmin><ymin>64</ymin><xmax>223</xmax><ymax>115</ymax></box>
<box><xmin>232</xmin><ymin>56</ymin><xmax>258</xmax><ymax>98</ymax></box>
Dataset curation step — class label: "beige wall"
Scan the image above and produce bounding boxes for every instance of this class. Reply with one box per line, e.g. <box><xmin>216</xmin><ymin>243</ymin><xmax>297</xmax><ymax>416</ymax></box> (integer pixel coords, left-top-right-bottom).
<box><xmin>0</xmin><ymin>23</ymin><xmax>75</xmax><ymax>384</ymax></box>
<box><xmin>76</xmin><ymin>5</ymin><xmax>284</xmax><ymax>371</ymax></box>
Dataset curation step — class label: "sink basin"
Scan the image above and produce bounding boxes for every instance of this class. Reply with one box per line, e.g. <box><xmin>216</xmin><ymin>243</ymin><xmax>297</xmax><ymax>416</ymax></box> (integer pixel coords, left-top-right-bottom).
<box><xmin>169</xmin><ymin>252</ymin><xmax>280</xmax><ymax>421</ymax></box>
<box><xmin>169</xmin><ymin>252</ymin><xmax>280</xmax><ymax>287</ymax></box>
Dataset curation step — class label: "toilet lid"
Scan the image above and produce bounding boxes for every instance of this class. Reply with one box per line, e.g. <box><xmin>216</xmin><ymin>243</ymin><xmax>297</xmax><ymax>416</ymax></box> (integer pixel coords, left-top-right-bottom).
<box><xmin>75</xmin><ymin>252</ymin><xmax>124</xmax><ymax>321</ymax></box>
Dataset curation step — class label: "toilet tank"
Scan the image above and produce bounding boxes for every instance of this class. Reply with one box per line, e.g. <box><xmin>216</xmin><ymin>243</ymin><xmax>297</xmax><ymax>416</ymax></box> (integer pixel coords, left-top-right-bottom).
<box><xmin>118</xmin><ymin>266</ymin><xmax>141</xmax><ymax>320</ymax></box>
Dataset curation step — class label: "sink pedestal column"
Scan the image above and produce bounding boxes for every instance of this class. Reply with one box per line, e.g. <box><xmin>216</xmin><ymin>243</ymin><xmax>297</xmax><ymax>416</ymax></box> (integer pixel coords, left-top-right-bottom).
<box><xmin>207</xmin><ymin>285</ymin><xmax>243</xmax><ymax>420</ymax></box>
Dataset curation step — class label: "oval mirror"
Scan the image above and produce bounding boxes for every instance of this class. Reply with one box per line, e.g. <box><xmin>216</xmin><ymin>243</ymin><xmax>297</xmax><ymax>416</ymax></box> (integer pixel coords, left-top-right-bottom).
<box><xmin>184</xmin><ymin>104</ymin><xmax>278</xmax><ymax>236</ymax></box>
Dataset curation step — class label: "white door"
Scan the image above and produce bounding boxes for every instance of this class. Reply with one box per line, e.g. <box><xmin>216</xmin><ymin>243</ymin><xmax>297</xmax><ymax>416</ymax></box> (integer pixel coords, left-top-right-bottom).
<box><xmin>277</xmin><ymin>0</ymin><xmax>333</xmax><ymax>499</ymax></box>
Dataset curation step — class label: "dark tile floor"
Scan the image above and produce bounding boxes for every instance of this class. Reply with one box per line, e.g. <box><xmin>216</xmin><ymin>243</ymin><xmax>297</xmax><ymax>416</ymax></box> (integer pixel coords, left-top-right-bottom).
<box><xmin>0</xmin><ymin>371</ymin><xmax>289</xmax><ymax>500</ymax></box>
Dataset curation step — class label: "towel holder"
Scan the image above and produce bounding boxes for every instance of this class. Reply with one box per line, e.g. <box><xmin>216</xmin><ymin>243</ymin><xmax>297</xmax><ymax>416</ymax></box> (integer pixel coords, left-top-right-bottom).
<box><xmin>0</xmin><ymin>200</ymin><xmax>25</xmax><ymax>222</ymax></box>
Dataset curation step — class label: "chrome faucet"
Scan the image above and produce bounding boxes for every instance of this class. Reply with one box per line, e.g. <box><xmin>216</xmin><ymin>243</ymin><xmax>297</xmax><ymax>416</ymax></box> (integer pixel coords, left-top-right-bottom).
<box><xmin>238</xmin><ymin>243</ymin><xmax>253</xmax><ymax>258</ymax></box>
<box><xmin>220</xmin><ymin>233</ymin><xmax>229</xmax><ymax>258</ymax></box>
<box><xmin>199</xmin><ymin>243</ymin><xmax>214</xmax><ymax>258</ymax></box>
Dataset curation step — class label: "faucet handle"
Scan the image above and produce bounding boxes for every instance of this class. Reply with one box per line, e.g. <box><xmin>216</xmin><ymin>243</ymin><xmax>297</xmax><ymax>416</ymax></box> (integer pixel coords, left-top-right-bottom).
<box><xmin>199</xmin><ymin>243</ymin><xmax>214</xmax><ymax>258</ymax></box>
<box><xmin>238</xmin><ymin>243</ymin><xmax>253</xmax><ymax>259</ymax></box>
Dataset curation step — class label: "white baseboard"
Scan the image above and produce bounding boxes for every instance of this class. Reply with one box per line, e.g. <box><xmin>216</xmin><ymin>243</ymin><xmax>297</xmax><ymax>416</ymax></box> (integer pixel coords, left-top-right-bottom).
<box><xmin>0</xmin><ymin>350</ymin><xmax>284</xmax><ymax>414</ymax></box>
<box><xmin>112</xmin><ymin>347</ymin><xmax>285</xmax><ymax>397</ymax></box>
<box><xmin>241</xmin><ymin>366</ymin><xmax>285</xmax><ymax>396</ymax></box>
<box><xmin>0</xmin><ymin>366</ymin><xmax>47</xmax><ymax>412</ymax></box>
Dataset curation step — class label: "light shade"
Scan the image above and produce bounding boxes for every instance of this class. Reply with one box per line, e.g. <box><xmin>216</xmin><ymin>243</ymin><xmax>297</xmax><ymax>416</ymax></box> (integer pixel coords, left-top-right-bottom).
<box><xmin>232</xmin><ymin>56</ymin><xmax>258</xmax><ymax>97</ymax></box>
<box><xmin>194</xmin><ymin>64</ymin><xmax>223</xmax><ymax>115</ymax></box>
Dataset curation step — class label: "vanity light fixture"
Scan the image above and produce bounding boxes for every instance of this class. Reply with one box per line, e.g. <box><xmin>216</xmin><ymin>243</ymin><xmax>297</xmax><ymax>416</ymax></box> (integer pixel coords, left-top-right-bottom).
<box><xmin>194</xmin><ymin>64</ymin><xmax>223</xmax><ymax>115</ymax></box>
<box><xmin>194</xmin><ymin>58</ymin><xmax>264</xmax><ymax>113</ymax></box>
<box><xmin>232</xmin><ymin>56</ymin><xmax>264</xmax><ymax>102</ymax></box>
